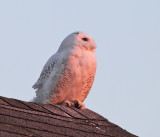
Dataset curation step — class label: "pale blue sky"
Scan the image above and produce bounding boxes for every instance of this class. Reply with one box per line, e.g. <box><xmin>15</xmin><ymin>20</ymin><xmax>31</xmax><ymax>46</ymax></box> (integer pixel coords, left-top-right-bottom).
<box><xmin>0</xmin><ymin>1</ymin><xmax>160</xmax><ymax>137</ymax></box>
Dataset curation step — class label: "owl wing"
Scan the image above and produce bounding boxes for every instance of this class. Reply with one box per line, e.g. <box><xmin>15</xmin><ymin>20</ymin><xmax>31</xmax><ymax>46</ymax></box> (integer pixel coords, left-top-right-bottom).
<box><xmin>32</xmin><ymin>53</ymin><xmax>58</xmax><ymax>89</ymax></box>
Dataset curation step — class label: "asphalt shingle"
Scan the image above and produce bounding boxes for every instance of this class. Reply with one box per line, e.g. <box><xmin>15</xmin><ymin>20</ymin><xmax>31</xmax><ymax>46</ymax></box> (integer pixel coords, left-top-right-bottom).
<box><xmin>0</xmin><ymin>96</ymin><xmax>137</xmax><ymax>137</ymax></box>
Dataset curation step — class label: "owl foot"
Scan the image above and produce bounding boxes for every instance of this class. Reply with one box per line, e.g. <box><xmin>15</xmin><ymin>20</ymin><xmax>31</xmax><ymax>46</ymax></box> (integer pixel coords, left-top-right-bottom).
<box><xmin>61</xmin><ymin>100</ymin><xmax>86</xmax><ymax>110</ymax></box>
<box><xmin>72</xmin><ymin>100</ymin><xmax>86</xmax><ymax>110</ymax></box>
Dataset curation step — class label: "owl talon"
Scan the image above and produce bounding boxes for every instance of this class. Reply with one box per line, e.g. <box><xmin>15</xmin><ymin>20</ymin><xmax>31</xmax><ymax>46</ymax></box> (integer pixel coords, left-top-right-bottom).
<box><xmin>61</xmin><ymin>100</ymin><xmax>71</xmax><ymax>107</ymax></box>
<box><xmin>78</xmin><ymin>102</ymin><xmax>86</xmax><ymax>110</ymax></box>
<box><xmin>72</xmin><ymin>100</ymin><xmax>86</xmax><ymax>110</ymax></box>
<box><xmin>73</xmin><ymin>100</ymin><xmax>79</xmax><ymax>108</ymax></box>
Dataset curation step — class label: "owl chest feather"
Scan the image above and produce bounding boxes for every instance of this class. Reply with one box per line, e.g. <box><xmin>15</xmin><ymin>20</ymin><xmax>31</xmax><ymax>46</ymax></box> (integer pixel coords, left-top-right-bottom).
<box><xmin>49</xmin><ymin>51</ymin><xmax>97</xmax><ymax>103</ymax></box>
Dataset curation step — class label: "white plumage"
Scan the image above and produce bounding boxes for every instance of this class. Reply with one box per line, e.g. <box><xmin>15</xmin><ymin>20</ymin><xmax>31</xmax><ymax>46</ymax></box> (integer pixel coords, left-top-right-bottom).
<box><xmin>32</xmin><ymin>32</ymin><xmax>97</xmax><ymax>109</ymax></box>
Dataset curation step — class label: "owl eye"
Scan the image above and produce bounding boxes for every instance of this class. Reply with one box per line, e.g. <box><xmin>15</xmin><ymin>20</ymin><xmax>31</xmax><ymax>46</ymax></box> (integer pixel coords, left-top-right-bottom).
<box><xmin>74</xmin><ymin>32</ymin><xmax>79</xmax><ymax>34</ymax></box>
<box><xmin>82</xmin><ymin>37</ymin><xmax>89</xmax><ymax>41</ymax></box>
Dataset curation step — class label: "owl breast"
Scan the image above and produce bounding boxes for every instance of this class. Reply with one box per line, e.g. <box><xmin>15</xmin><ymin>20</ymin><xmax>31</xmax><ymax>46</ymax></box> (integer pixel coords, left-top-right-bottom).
<box><xmin>49</xmin><ymin>50</ymin><xmax>97</xmax><ymax>104</ymax></box>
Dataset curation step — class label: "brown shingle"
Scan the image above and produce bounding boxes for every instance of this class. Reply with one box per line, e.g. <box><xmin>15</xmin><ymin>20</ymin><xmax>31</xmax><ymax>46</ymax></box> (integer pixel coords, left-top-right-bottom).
<box><xmin>0</xmin><ymin>96</ymin><xmax>138</xmax><ymax>137</ymax></box>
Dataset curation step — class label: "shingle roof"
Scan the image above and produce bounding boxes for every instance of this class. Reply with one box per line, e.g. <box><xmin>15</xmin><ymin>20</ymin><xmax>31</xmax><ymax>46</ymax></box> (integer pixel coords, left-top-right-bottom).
<box><xmin>0</xmin><ymin>96</ymin><xmax>137</xmax><ymax>137</ymax></box>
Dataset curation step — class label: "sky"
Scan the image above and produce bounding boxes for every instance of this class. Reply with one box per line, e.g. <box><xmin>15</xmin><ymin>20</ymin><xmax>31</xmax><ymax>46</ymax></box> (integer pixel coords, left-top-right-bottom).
<box><xmin>0</xmin><ymin>0</ymin><xmax>160</xmax><ymax>136</ymax></box>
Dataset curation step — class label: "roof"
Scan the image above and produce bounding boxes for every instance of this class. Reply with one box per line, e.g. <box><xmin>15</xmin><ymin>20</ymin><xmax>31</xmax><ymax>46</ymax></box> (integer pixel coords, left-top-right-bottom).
<box><xmin>0</xmin><ymin>96</ymin><xmax>137</xmax><ymax>137</ymax></box>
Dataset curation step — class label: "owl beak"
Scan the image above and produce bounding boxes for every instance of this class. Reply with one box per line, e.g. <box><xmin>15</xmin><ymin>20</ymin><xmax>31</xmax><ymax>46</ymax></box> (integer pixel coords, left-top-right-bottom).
<box><xmin>91</xmin><ymin>43</ymin><xmax>97</xmax><ymax>50</ymax></box>
<box><xmin>90</xmin><ymin>44</ymin><xmax>96</xmax><ymax>52</ymax></box>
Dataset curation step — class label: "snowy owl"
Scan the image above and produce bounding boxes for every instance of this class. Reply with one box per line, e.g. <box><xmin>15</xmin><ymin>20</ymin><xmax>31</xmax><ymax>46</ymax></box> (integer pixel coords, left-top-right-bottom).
<box><xmin>32</xmin><ymin>32</ymin><xmax>97</xmax><ymax>109</ymax></box>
